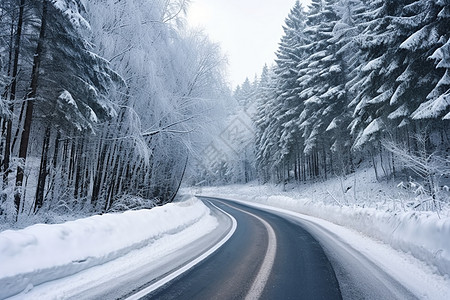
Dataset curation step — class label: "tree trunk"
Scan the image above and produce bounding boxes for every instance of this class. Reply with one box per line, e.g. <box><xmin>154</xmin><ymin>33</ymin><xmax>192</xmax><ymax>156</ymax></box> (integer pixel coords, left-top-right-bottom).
<box><xmin>390</xmin><ymin>151</ymin><xmax>396</xmax><ymax>180</ymax></box>
<box><xmin>379</xmin><ymin>142</ymin><xmax>388</xmax><ymax>180</ymax></box>
<box><xmin>329</xmin><ymin>150</ymin><xmax>333</xmax><ymax>176</ymax></box>
<box><xmin>307</xmin><ymin>154</ymin><xmax>312</xmax><ymax>180</ymax></box>
<box><xmin>34</xmin><ymin>126</ymin><xmax>50</xmax><ymax>212</ymax></box>
<box><xmin>371</xmin><ymin>151</ymin><xmax>379</xmax><ymax>182</ymax></box>
<box><xmin>11</xmin><ymin>101</ymin><xmax>27</xmax><ymax>151</ymax></box>
<box><xmin>3</xmin><ymin>0</ymin><xmax>25</xmax><ymax>186</ymax></box>
<box><xmin>349</xmin><ymin>149</ymin><xmax>354</xmax><ymax>173</ymax></box>
<box><xmin>91</xmin><ymin>142</ymin><xmax>107</xmax><ymax>205</ymax></box>
<box><xmin>1</xmin><ymin>5</ymin><xmax>15</xmax><ymax>100</ymax></box>
<box><xmin>301</xmin><ymin>152</ymin><xmax>306</xmax><ymax>181</ymax></box>
<box><xmin>74</xmin><ymin>138</ymin><xmax>84</xmax><ymax>199</ymax></box>
<box><xmin>168</xmin><ymin>156</ymin><xmax>188</xmax><ymax>204</ymax></box>
<box><xmin>61</xmin><ymin>137</ymin><xmax>69</xmax><ymax>188</ymax></box>
<box><xmin>68</xmin><ymin>137</ymin><xmax>77</xmax><ymax>184</ymax></box>
<box><xmin>49</xmin><ymin>129</ymin><xmax>61</xmax><ymax>201</ymax></box>
<box><xmin>314</xmin><ymin>150</ymin><xmax>319</xmax><ymax>178</ymax></box>
<box><xmin>104</xmin><ymin>143</ymin><xmax>120</xmax><ymax>211</ymax></box>
<box><xmin>14</xmin><ymin>0</ymin><xmax>48</xmax><ymax>216</ymax></box>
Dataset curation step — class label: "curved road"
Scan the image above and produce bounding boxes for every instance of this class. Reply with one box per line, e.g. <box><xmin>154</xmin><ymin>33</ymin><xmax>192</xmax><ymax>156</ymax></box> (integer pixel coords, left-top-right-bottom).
<box><xmin>7</xmin><ymin>196</ymin><xmax>427</xmax><ymax>299</ymax></box>
<box><xmin>136</xmin><ymin>198</ymin><xmax>342</xmax><ymax>300</ymax></box>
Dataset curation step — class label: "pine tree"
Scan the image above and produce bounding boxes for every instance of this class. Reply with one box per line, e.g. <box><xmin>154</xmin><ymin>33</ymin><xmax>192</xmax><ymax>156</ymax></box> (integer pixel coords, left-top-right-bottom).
<box><xmin>407</xmin><ymin>0</ymin><xmax>450</xmax><ymax>121</ymax></box>
<box><xmin>294</xmin><ymin>0</ymin><xmax>340</xmax><ymax>179</ymax></box>
<box><xmin>12</xmin><ymin>0</ymin><xmax>123</xmax><ymax>214</ymax></box>
<box><xmin>251</xmin><ymin>0</ymin><xmax>450</xmax><ymax>186</ymax></box>
<box><xmin>323</xmin><ymin>0</ymin><xmax>368</xmax><ymax>174</ymax></box>
<box><xmin>349</xmin><ymin>0</ymin><xmax>415</xmax><ymax>149</ymax></box>
<box><xmin>254</xmin><ymin>65</ymin><xmax>278</xmax><ymax>182</ymax></box>
<box><xmin>235</xmin><ymin>77</ymin><xmax>255</xmax><ymax>108</ymax></box>
<box><xmin>272</xmin><ymin>0</ymin><xmax>307</xmax><ymax>180</ymax></box>
<box><xmin>1</xmin><ymin>0</ymin><xmax>27</xmax><ymax>188</ymax></box>
<box><xmin>14</xmin><ymin>0</ymin><xmax>49</xmax><ymax>215</ymax></box>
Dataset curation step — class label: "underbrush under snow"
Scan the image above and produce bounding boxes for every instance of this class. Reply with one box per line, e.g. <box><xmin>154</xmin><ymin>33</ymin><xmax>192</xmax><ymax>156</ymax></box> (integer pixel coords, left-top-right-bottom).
<box><xmin>193</xmin><ymin>168</ymin><xmax>450</xmax><ymax>278</ymax></box>
<box><xmin>0</xmin><ymin>196</ymin><xmax>217</xmax><ymax>299</ymax></box>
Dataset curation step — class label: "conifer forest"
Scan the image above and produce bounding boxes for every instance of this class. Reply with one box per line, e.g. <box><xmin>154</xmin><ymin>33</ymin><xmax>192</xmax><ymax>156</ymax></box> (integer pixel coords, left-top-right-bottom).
<box><xmin>199</xmin><ymin>0</ymin><xmax>450</xmax><ymax>213</ymax></box>
<box><xmin>1</xmin><ymin>0</ymin><xmax>450</xmax><ymax>225</ymax></box>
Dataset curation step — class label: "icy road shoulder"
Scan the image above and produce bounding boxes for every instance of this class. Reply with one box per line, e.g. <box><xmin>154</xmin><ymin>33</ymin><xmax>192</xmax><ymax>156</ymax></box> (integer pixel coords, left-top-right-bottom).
<box><xmin>0</xmin><ymin>197</ymin><xmax>220</xmax><ymax>299</ymax></box>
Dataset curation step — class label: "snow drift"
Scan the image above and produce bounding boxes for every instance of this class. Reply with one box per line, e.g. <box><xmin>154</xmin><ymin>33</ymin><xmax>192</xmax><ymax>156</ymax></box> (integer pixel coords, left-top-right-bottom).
<box><xmin>0</xmin><ymin>197</ymin><xmax>215</xmax><ymax>299</ymax></box>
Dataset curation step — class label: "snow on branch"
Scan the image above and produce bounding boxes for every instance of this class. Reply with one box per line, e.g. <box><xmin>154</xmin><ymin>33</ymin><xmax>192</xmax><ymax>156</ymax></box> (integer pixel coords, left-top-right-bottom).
<box><xmin>51</xmin><ymin>0</ymin><xmax>90</xmax><ymax>31</ymax></box>
<box><xmin>142</xmin><ymin>115</ymin><xmax>195</xmax><ymax>137</ymax></box>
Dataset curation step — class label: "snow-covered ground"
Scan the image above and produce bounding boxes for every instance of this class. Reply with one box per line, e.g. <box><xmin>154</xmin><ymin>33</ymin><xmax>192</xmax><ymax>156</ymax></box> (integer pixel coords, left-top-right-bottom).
<box><xmin>192</xmin><ymin>168</ymin><xmax>450</xmax><ymax>280</ymax></box>
<box><xmin>2</xmin><ymin>166</ymin><xmax>449</xmax><ymax>299</ymax></box>
<box><xmin>0</xmin><ymin>196</ymin><xmax>218</xmax><ymax>299</ymax></box>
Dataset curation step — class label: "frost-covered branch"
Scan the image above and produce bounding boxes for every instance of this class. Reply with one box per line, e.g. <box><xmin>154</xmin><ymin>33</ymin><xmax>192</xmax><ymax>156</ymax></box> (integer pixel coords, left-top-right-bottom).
<box><xmin>142</xmin><ymin>115</ymin><xmax>195</xmax><ymax>137</ymax></box>
<box><xmin>162</xmin><ymin>0</ymin><xmax>189</xmax><ymax>23</ymax></box>
<box><xmin>383</xmin><ymin>134</ymin><xmax>450</xmax><ymax>211</ymax></box>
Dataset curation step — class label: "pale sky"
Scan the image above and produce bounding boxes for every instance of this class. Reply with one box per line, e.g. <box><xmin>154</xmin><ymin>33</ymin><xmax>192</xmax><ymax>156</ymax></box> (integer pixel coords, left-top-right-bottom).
<box><xmin>186</xmin><ymin>0</ymin><xmax>311</xmax><ymax>89</ymax></box>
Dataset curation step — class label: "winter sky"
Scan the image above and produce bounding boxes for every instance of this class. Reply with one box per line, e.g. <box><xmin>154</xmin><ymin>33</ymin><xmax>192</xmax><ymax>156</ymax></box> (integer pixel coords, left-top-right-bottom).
<box><xmin>187</xmin><ymin>0</ymin><xmax>311</xmax><ymax>89</ymax></box>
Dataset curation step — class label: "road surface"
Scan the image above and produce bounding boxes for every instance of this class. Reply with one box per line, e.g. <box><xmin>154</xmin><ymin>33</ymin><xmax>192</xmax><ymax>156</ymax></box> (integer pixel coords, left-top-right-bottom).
<box><xmin>2</xmin><ymin>196</ymin><xmax>433</xmax><ymax>299</ymax></box>
<box><xmin>133</xmin><ymin>198</ymin><xmax>342</xmax><ymax>299</ymax></box>
<box><xmin>126</xmin><ymin>196</ymin><xmax>419</xmax><ymax>300</ymax></box>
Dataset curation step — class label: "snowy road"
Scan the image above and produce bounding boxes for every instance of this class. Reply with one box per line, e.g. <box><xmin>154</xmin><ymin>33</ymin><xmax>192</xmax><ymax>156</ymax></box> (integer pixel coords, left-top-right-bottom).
<box><xmin>200</xmin><ymin>196</ymin><xmax>450</xmax><ymax>300</ymax></box>
<box><xmin>4</xmin><ymin>199</ymin><xmax>229</xmax><ymax>300</ymax></box>
<box><xmin>140</xmin><ymin>197</ymin><xmax>342</xmax><ymax>299</ymax></box>
<box><xmin>7</xmin><ymin>196</ymin><xmax>447</xmax><ymax>299</ymax></box>
<box><xmin>137</xmin><ymin>196</ymin><xmax>437</xmax><ymax>299</ymax></box>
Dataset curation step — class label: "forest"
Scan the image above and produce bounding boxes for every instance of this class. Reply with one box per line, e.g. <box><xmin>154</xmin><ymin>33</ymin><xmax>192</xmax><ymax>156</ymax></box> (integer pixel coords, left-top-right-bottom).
<box><xmin>1</xmin><ymin>0</ymin><xmax>450</xmax><ymax>226</ymax></box>
<box><xmin>199</xmin><ymin>0</ymin><xmax>450</xmax><ymax>211</ymax></box>
<box><xmin>1</xmin><ymin>1</ymin><xmax>449</xmax><ymax>297</ymax></box>
<box><xmin>0</xmin><ymin>0</ymin><xmax>229</xmax><ymax>225</ymax></box>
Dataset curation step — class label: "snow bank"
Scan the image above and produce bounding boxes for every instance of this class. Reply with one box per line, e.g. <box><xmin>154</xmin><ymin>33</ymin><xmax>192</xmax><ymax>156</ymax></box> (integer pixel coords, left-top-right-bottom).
<box><xmin>0</xmin><ymin>197</ymin><xmax>214</xmax><ymax>299</ymax></box>
<box><xmin>196</xmin><ymin>184</ymin><xmax>450</xmax><ymax>278</ymax></box>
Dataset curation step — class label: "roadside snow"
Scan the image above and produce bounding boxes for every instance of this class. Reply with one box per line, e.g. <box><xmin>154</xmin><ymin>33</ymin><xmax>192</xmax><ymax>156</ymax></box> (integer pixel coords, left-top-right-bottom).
<box><xmin>229</xmin><ymin>199</ymin><xmax>450</xmax><ymax>299</ymax></box>
<box><xmin>193</xmin><ymin>178</ymin><xmax>450</xmax><ymax>279</ymax></box>
<box><xmin>0</xmin><ymin>196</ymin><xmax>217</xmax><ymax>299</ymax></box>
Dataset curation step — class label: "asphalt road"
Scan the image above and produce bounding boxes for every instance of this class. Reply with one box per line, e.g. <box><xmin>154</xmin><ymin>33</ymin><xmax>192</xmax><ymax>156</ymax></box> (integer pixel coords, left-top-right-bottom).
<box><xmin>7</xmin><ymin>195</ymin><xmax>425</xmax><ymax>299</ymax></box>
<box><xmin>142</xmin><ymin>198</ymin><xmax>342</xmax><ymax>300</ymax></box>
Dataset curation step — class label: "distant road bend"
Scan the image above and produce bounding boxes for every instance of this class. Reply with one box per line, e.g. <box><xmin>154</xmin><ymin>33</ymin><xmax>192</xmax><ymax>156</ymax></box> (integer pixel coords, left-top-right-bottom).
<box><xmin>125</xmin><ymin>197</ymin><xmax>418</xmax><ymax>300</ymax></box>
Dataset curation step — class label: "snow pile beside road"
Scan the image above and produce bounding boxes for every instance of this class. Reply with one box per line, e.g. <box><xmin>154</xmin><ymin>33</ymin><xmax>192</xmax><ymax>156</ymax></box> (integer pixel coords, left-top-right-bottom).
<box><xmin>0</xmin><ymin>197</ymin><xmax>216</xmax><ymax>299</ymax></box>
<box><xmin>195</xmin><ymin>184</ymin><xmax>450</xmax><ymax>277</ymax></box>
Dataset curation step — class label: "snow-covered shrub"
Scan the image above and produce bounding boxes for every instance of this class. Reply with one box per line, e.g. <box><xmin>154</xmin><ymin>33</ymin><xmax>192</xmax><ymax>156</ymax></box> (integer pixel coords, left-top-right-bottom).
<box><xmin>383</xmin><ymin>134</ymin><xmax>450</xmax><ymax>211</ymax></box>
<box><xmin>108</xmin><ymin>195</ymin><xmax>157</xmax><ymax>212</ymax></box>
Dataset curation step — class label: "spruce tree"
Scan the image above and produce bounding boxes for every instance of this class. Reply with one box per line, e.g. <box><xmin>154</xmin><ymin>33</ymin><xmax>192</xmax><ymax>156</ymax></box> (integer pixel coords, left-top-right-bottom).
<box><xmin>273</xmin><ymin>0</ymin><xmax>307</xmax><ymax>178</ymax></box>
<box><xmin>349</xmin><ymin>0</ymin><xmax>415</xmax><ymax>149</ymax></box>
<box><xmin>407</xmin><ymin>0</ymin><xmax>450</xmax><ymax>121</ymax></box>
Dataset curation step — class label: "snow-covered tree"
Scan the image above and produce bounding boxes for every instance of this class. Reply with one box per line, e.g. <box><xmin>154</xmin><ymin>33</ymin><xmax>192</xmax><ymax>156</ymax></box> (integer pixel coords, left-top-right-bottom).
<box><xmin>252</xmin><ymin>0</ymin><xmax>449</xmax><ymax>185</ymax></box>
<box><xmin>297</xmin><ymin>0</ymin><xmax>341</xmax><ymax>179</ymax></box>
<box><xmin>254</xmin><ymin>65</ymin><xmax>279</xmax><ymax>182</ymax></box>
<box><xmin>407</xmin><ymin>0</ymin><xmax>450</xmax><ymax>121</ymax></box>
<box><xmin>253</xmin><ymin>1</ymin><xmax>308</xmax><ymax>183</ymax></box>
<box><xmin>6</xmin><ymin>0</ymin><xmax>125</xmax><ymax>214</ymax></box>
<box><xmin>274</xmin><ymin>1</ymin><xmax>307</xmax><ymax>176</ymax></box>
<box><xmin>234</xmin><ymin>77</ymin><xmax>256</xmax><ymax>109</ymax></box>
<box><xmin>0</xmin><ymin>0</ymin><xmax>230</xmax><ymax>223</ymax></box>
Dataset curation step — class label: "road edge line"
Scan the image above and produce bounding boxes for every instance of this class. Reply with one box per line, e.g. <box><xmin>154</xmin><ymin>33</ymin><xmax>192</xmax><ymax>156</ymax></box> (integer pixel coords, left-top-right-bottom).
<box><xmin>124</xmin><ymin>201</ymin><xmax>237</xmax><ymax>300</ymax></box>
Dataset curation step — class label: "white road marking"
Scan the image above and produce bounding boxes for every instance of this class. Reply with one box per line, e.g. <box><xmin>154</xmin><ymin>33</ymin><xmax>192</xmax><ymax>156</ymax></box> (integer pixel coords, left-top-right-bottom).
<box><xmin>222</xmin><ymin>202</ymin><xmax>278</xmax><ymax>300</ymax></box>
<box><xmin>125</xmin><ymin>201</ymin><xmax>237</xmax><ymax>300</ymax></box>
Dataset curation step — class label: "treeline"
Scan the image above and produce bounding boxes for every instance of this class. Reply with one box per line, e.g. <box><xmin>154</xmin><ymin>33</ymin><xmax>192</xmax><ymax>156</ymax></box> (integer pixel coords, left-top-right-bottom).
<box><xmin>0</xmin><ymin>0</ymin><xmax>226</xmax><ymax>223</ymax></box>
<box><xmin>234</xmin><ymin>0</ymin><xmax>449</xmax><ymax>187</ymax></box>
